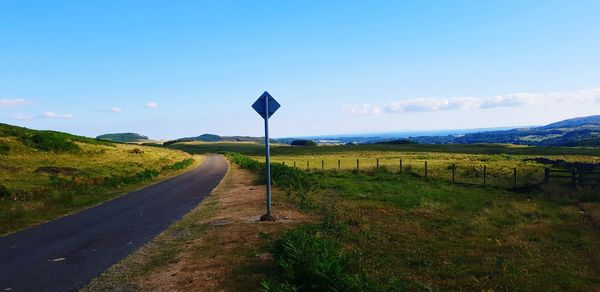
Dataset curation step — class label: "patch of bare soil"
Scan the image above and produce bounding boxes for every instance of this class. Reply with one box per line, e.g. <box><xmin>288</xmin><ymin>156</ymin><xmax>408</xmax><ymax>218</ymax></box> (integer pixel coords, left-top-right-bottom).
<box><xmin>132</xmin><ymin>164</ymin><xmax>311</xmax><ymax>291</ymax></box>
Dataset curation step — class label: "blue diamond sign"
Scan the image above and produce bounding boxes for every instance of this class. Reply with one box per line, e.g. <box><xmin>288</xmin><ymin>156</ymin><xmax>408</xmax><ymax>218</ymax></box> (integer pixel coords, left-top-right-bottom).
<box><xmin>252</xmin><ymin>91</ymin><xmax>280</xmax><ymax>119</ymax></box>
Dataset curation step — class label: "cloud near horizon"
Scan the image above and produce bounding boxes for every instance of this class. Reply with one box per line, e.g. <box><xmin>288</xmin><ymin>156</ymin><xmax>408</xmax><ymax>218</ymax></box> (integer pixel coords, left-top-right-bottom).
<box><xmin>0</xmin><ymin>98</ymin><xmax>31</xmax><ymax>108</ymax></box>
<box><xmin>349</xmin><ymin>87</ymin><xmax>600</xmax><ymax>114</ymax></box>
<box><xmin>12</xmin><ymin>113</ymin><xmax>33</xmax><ymax>120</ymax></box>
<box><xmin>145</xmin><ymin>102</ymin><xmax>159</xmax><ymax>109</ymax></box>
<box><xmin>41</xmin><ymin>111</ymin><xmax>73</xmax><ymax>119</ymax></box>
<box><xmin>386</xmin><ymin>97</ymin><xmax>479</xmax><ymax>113</ymax></box>
<box><xmin>342</xmin><ymin>104</ymin><xmax>381</xmax><ymax>115</ymax></box>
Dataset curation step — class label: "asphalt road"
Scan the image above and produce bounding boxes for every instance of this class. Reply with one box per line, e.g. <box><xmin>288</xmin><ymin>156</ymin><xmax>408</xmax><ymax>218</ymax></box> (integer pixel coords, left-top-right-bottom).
<box><xmin>0</xmin><ymin>154</ymin><xmax>228</xmax><ymax>291</ymax></box>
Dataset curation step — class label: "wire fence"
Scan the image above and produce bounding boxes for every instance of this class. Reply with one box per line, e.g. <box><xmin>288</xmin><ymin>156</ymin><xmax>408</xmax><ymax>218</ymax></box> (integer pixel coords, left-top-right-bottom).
<box><xmin>278</xmin><ymin>158</ymin><xmax>599</xmax><ymax>190</ymax></box>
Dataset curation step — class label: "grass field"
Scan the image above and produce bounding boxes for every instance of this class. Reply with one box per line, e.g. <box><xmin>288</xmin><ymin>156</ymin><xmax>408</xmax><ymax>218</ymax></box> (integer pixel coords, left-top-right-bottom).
<box><xmin>168</xmin><ymin>141</ymin><xmax>600</xmax><ymax>189</ymax></box>
<box><xmin>228</xmin><ymin>154</ymin><xmax>600</xmax><ymax>291</ymax></box>
<box><xmin>0</xmin><ymin>134</ymin><xmax>201</xmax><ymax>235</ymax></box>
<box><xmin>81</xmin><ymin>142</ymin><xmax>600</xmax><ymax>290</ymax></box>
<box><xmin>252</xmin><ymin>151</ymin><xmax>600</xmax><ymax>189</ymax></box>
<box><xmin>169</xmin><ymin>141</ymin><xmax>600</xmax><ymax>157</ymax></box>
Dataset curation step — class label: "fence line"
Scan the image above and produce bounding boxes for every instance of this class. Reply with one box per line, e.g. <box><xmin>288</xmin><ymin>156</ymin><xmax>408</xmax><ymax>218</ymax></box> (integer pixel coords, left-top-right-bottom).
<box><xmin>280</xmin><ymin>158</ymin><xmax>598</xmax><ymax>190</ymax></box>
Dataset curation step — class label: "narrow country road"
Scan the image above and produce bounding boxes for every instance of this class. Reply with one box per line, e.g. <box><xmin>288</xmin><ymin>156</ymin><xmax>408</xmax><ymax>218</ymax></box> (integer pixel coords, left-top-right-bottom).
<box><xmin>0</xmin><ymin>154</ymin><xmax>228</xmax><ymax>291</ymax></box>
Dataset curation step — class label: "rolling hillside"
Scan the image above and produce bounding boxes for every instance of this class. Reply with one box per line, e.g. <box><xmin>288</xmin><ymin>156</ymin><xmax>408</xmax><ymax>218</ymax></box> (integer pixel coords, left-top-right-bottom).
<box><xmin>409</xmin><ymin>115</ymin><xmax>600</xmax><ymax>146</ymax></box>
<box><xmin>97</xmin><ymin>133</ymin><xmax>149</xmax><ymax>143</ymax></box>
<box><xmin>164</xmin><ymin>134</ymin><xmax>277</xmax><ymax>145</ymax></box>
<box><xmin>0</xmin><ymin>123</ymin><xmax>199</xmax><ymax>235</ymax></box>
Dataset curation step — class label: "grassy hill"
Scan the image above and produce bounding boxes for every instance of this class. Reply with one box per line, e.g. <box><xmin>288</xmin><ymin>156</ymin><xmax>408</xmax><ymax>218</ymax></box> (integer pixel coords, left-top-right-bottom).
<box><xmin>164</xmin><ymin>134</ymin><xmax>265</xmax><ymax>145</ymax></box>
<box><xmin>97</xmin><ymin>132</ymin><xmax>149</xmax><ymax>143</ymax></box>
<box><xmin>0</xmin><ymin>123</ymin><xmax>201</xmax><ymax>235</ymax></box>
<box><xmin>410</xmin><ymin>115</ymin><xmax>600</xmax><ymax>146</ymax></box>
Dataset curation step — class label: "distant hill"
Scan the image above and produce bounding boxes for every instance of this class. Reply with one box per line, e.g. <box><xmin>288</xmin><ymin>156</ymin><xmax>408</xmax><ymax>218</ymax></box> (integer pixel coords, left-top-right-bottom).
<box><xmin>409</xmin><ymin>115</ymin><xmax>600</xmax><ymax>146</ymax></box>
<box><xmin>97</xmin><ymin>133</ymin><xmax>149</xmax><ymax>143</ymax></box>
<box><xmin>164</xmin><ymin>134</ymin><xmax>271</xmax><ymax>145</ymax></box>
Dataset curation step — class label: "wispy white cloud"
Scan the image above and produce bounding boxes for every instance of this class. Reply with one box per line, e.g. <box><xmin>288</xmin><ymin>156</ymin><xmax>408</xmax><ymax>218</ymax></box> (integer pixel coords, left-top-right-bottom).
<box><xmin>382</xmin><ymin>87</ymin><xmax>600</xmax><ymax>113</ymax></box>
<box><xmin>12</xmin><ymin>113</ymin><xmax>34</xmax><ymax>120</ymax></box>
<box><xmin>0</xmin><ymin>98</ymin><xmax>31</xmax><ymax>108</ymax></box>
<box><xmin>480</xmin><ymin>93</ymin><xmax>541</xmax><ymax>109</ymax></box>
<box><xmin>145</xmin><ymin>102</ymin><xmax>159</xmax><ymax>109</ymax></box>
<box><xmin>342</xmin><ymin>104</ymin><xmax>381</xmax><ymax>115</ymax></box>
<box><xmin>386</xmin><ymin>97</ymin><xmax>479</xmax><ymax>113</ymax></box>
<box><xmin>41</xmin><ymin>111</ymin><xmax>73</xmax><ymax>119</ymax></box>
<box><xmin>96</xmin><ymin>107</ymin><xmax>124</xmax><ymax>113</ymax></box>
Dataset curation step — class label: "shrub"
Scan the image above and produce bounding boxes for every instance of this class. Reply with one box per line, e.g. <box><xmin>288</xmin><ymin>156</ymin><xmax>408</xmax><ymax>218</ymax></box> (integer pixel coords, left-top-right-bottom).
<box><xmin>290</xmin><ymin>139</ymin><xmax>317</xmax><ymax>147</ymax></box>
<box><xmin>263</xmin><ymin>225</ymin><xmax>377</xmax><ymax>291</ymax></box>
<box><xmin>21</xmin><ymin>132</ymin><xmax>81</xmax><ymax>152</ymax></box>
<box><xmin>226</xmin><ymin>153</ymin><xmax>316</xmax><ymax>206</ymax></box>
<box><xmin>161</xmin><ymin>158</ymin><xmax>194</xmax><ymax>172</ymax></box>
<box><xmin>0</xmin><ymin>142</ymin><xmax>8</xmax><ymax>155</ymax></box>
<box><xmin>0</xmin><ymin>184</ymin><xmax>10</xmax><ymax>198</ymax></box>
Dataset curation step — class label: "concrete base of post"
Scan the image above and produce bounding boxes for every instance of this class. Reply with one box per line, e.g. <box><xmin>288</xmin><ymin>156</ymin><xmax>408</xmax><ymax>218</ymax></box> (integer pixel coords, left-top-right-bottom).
<box><xmin>260</xmin><ymin>213</ymin><xmax>275</xmax><ymax>221</ymax></box>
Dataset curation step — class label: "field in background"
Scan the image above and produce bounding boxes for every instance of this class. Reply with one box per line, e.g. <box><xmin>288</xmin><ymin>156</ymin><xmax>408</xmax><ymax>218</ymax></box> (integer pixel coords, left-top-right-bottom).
<box><xmin>168</xmin><ymin>141</ymin><xmax>600</xmax><ymax>189</ymax></box>
<box><xmin>170</xmin><ymin>141</ymin><xmax>600</xmax><ymax>156</ymax></box>
<box><xmin>253</xmin><ymin>151</ymin><xmax>600</xmax><ymax>189</ymax></box>
<box><xmin>0</xmin><ymin>134</ymin><xmax>201</xmax><ymax>235</ymax></box>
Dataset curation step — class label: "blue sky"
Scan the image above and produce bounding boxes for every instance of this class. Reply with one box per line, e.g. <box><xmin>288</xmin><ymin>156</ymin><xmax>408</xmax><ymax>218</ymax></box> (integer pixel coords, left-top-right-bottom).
<box><xmin>1</xmin><ymin>0</ymin><xmax>599</xmax><ymax>139</ymax></box>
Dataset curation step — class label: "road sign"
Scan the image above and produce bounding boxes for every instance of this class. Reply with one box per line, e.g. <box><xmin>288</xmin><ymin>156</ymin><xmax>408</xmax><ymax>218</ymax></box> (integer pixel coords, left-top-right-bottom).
<box><xmin>252</xmin><ymin>91</ymin><xmax>280</xmax><ymax>221</ymax></box>
<box><xmin>252</xmin><ymin>91</ymin><xmax>280</xmax><ymax>119</ymax></box>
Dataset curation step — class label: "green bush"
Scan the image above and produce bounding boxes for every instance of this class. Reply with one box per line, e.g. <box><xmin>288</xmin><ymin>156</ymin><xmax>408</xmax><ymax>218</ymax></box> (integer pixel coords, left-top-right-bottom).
<box><xmin>0</xmin><ymin>184</ymin><xmax>10</xmax><ymax>198</ymax></box>
<box><xmin>226</xmin><ymin>153</ymin><xmax>316</xmax><ymax>206</ymax></box>
<box><xmin>0</xmin><ymin>142</ymin><xmax>9</xmax><ymax>155</ymax></box>
<box><xmin>290</xmin><ymin>139</ymin><xmax>317</xmax><ymax>146</ymax></box>
<box><xmin>21</xmin><ymin>132</ymin><xmax>81</xmax><ymax>152</ymax></box>
<box><xmin>262</xmin><ymin>225</ymin><xmax>377</xmax><ymax>292</ymax></box>
<box><xmin>161</xmin><ymin>158</ymin><xmax>194</xmax><ymax>172</ymax></box>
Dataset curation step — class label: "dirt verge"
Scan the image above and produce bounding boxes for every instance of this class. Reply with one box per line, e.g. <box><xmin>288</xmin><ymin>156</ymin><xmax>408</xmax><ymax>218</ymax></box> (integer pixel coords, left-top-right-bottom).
<box><xmin>85</xmin><ymin>161</ymin><xmax>311</xmax><ymax>291</ymax></box>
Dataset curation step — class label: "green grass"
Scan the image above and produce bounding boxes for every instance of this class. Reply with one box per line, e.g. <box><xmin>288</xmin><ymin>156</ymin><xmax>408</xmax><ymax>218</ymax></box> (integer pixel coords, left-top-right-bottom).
<box><xmin>228</xmin><ymin>154</ymin><xmax>600</xmax><ymax>291</ymax></box>
<box><xmin>0</xmin><ymin>123</ymin><xmax>112</xmax><ymax>152</ymax></box>
<box><xmin>176</xmin><ymin>141</ymin><xmax>600</xmax><ymax>189</ymax></box>
<box><xmin>253</xmin><ymin>151</ymin><xmax>600</xmax><ymax>190</ymax></box>
<box><xmin>0</xmin><ymin>128</ymin><xmax>199</xmax><ymax>235</ymax></box>
<box><xmin>170</xmin><ymin>141</ymin><xmax>600</xmax><ymax>157</ymax></box>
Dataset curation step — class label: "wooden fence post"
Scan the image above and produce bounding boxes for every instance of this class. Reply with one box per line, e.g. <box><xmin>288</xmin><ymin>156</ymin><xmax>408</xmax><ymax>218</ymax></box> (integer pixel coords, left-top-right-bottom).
<box><xmin>483</xmin><ymin>165</ymin><xmax>487</xmax><ymax>185</ymax></box>
<box><xmin>306</xmin><ymin>161</ymin><xmax>309</xmax><ymax>170</ymax></box>
<box><xmin>357</xmin><ymin>159</ymin><xmax>360</xmax><ymax>171</ymax></box>
<box><xmin>452</xmin><ymin>163</ymin><xmax>455</xmax><ymax>183</ymax></box>
<box><xmin>544</xmin><ymin>168</ymin><xmax>550</xmax><ymax>184</ymax></box>
<box><xmin>293</xmin><ymin>161</ymin><xmax>296</xmax><ymax>168</ymax></box>
<box><xmin>338</xmin><ymin>159</ymin><xmax>341</xmax><ymax>170</ymax></box>
<box><xmin>578</xmin><ymin>169</ymin><xmax>583</xmax><ymax>186</ymax></box>
<box><xmin>399</xmin><ymin>159</ymin><xmax>403</xmax><ymax>174</ymax></box>
<box><xmin>424</xmin><ymin>161</ymin><xmax>428</xmax><ymax>178</ymax></box>
<box><xmin>322</xmin><ymin>160</ymin><xmax>324</xmax><ymax>171</ymax></box>
<box><xmin>513</xmin><ymin>168</ymin><xmax>517</xmax><ymax>189</ymax></box>
<box><xmin>282</xmin><ymin>161</ymin><xmax>285</xmax><ymax>166</ymax></box>
<box><xmin>376</xmin><ymin>159</ymin><xmax>379</xmax><ymax>171</ymax></box>
<box><xmin>571</xmin><ymin>168</ymin><xmax>577</xmax><ymax>186</ymax></box>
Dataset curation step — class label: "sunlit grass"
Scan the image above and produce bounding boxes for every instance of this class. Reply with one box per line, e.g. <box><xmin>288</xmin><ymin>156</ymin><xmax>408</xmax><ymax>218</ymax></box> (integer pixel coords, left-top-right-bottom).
<box><xmin>0</xmin><ymin>137</ymin><xmax>201</xmax><ymax>235</ymax></box>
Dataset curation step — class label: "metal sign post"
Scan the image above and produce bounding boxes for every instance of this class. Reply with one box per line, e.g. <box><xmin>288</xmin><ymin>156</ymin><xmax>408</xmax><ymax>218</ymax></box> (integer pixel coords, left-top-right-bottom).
<box><xmin>252</xmin><ymin>91</ymin><xmax>280</xmax><ymax>221</ymax></box>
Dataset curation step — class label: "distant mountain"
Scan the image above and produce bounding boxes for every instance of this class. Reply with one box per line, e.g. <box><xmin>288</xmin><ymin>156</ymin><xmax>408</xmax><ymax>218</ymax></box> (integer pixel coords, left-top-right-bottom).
<box><xmin>97</xmin><ymin>133</ymin><xmax>149</xmax><ymax>143</ymax></box>
<box><xmin>409</xmin><ymin>115</ymin><xmax>600</xmax><ymax>146</ymax></box>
